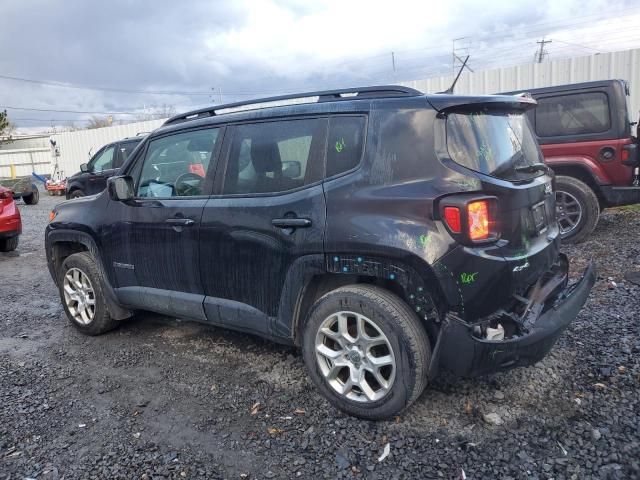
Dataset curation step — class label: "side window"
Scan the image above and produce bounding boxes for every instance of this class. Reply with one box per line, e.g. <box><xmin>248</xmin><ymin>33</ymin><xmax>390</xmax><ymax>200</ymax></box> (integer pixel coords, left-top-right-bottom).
<box><xmin>535</xmin><ymin>92</ymin><xmax>611</xmax><ymax>137</ymax></box>
<box><xmin>136</xmin><ymin>128</ymin><xmax>220</xmax><ymax>198</ymax></box>
<box><xmin>223</xmin><ymin>118</ymin><xmax>325</xmax><ymax>195</ymax></box>
<box><xmin>326</xmin><ymin>116</ymin><xmax>366</xmax><ymax>177</ymax></box>
<box><xmin>90</xmin><ymin>146</ymin><xmax>115</xmax><ymax>173</ymax></box>
<box><xmin>117</xmin><ymin>141</ymin><xmax>140</xmax><ymax>166</ymax></box>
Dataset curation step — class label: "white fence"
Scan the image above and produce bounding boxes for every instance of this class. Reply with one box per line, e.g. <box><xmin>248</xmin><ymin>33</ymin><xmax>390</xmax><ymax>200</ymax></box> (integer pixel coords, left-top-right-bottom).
<box><xmin>402</xmin><ymin>47</ymin><xmax>640</xmax><ymax>119</ymax></box>
<box><xmin>0</xmin><ymin>119</ymin><xmax>165</xmax><ymax>180</ymax></box>
<box><xmin>0</xmin><ymin>147</ymin><xmax>51</xmax><ymax>178</ymax></box>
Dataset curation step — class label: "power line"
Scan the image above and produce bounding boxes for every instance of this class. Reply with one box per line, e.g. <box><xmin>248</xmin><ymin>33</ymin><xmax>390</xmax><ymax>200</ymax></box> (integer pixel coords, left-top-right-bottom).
<box><xmin>0</xmin><ymin>104</ymin><xmax>139</xmax><ymax>115</ymax></box>
<box><xmin>0</xmin><ymin>74</ymin><xmax>215</xmax><ymax>96</ymax></box>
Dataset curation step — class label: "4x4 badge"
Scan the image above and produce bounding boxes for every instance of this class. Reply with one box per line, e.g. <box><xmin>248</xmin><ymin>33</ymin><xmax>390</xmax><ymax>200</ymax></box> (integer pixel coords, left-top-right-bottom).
<box><xmin>513</xmin><ymin>261</ymin><xmax>530</xmax><ymax>272</ymax></box>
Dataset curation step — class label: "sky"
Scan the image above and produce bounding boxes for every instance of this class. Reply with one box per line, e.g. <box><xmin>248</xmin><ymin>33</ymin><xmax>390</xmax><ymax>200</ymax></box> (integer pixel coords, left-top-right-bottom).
<box><xmin>1</xmin><ymin>0</ymin><xmax>640</xmax><ymax>132</ymax></box>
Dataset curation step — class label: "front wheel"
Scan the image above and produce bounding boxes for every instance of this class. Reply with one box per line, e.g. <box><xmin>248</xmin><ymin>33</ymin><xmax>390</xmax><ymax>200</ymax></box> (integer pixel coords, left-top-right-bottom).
<box><xmin>58</xmin><ymin>252</ymin><xmax>118</xmax><ymax>335</ymax></box>
<box><xmin>302</xmin><ymin>285</ymin><xmax>431</xmax><ymax>420</ymax></box>
<box><xmin>555</xmin><ymin>175</ymin><xmax>600</xmax><ymax>244</ymax></box>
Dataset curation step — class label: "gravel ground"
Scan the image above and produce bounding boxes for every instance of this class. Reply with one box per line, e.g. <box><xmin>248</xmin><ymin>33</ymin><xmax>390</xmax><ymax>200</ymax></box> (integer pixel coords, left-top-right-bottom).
<box><xmin>1</xmin><ymin>193</ymin><xmax>639</xmax><ymax>480</ymax></box>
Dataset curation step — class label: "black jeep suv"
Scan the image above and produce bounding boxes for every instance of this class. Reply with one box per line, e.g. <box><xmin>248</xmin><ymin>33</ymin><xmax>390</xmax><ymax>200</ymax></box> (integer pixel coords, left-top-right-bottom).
<box><xmin>65</xmin><ymin>136</ymin><xmax>144</xmax><ymax>198</ymax></box>
<box><xmin>46</xmin><ymin>86</ymin><xmax>595</xmax><ymax>419</ymax></box>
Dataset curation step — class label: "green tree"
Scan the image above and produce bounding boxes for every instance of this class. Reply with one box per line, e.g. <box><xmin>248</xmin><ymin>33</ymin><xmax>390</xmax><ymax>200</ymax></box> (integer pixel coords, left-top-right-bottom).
<box><xmin>0</xmin><ymin>110</ymin><xmax>15</xmax><ymax>144</ymax></box>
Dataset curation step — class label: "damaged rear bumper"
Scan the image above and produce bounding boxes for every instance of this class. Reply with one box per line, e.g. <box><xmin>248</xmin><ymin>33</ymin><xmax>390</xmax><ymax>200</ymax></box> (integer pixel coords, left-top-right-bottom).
<box><xmin>434</xmin><ymin>257</ymin><xmax>597</xmax><ymax>378</ymax></box>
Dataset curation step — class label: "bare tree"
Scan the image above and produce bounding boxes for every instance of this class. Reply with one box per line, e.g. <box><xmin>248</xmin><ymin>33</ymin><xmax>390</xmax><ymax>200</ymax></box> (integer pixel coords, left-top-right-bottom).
<box><xmin>135</xmin><ymin>104</ymin><xmax>176</xmax><ymax>122</ymax></box>
<box><xmin>86</xmin><ymin>116</ymin><xmax>113</xmax><ymax>129</ymax></box>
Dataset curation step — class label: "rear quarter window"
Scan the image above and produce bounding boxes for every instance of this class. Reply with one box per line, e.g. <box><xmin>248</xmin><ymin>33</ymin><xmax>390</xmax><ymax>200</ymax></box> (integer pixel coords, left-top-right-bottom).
<box><xmin>326</xmin><ymin>116</ymin><xmax>366</xmax><ymax>178</ymax></box>
<box><xmin>535</xmin><ymin>92</ymin><xmax>611</xmax><ymax>137</ymax></box>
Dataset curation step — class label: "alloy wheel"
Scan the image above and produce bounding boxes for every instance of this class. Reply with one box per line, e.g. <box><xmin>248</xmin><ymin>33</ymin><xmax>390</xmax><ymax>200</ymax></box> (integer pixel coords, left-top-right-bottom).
<box><xmin>555</xmin><ymin>190</ymin><xmax>583</xmax><ymax>235</ymax></box>
<box><xmin>63</xmin><ymin>267</ymin><xmax>96</xmax><ymax>325</ymax></box>
<box><xmin>315</xmin><ymin>311</ymin><xmax>396</xmax><ymax>403</ymax></box>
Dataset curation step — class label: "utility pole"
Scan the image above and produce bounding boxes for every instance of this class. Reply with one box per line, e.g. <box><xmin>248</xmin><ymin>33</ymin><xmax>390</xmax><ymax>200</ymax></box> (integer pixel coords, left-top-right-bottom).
<box><xmin>536</xmin><ymin>37</ymin><xmax>552</xmax><ymax>63</ymax></box>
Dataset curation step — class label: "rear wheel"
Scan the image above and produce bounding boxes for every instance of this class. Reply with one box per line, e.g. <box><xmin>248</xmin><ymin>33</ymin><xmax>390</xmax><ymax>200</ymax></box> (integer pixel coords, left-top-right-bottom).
<box><xmin>555</xmin><ymin>175</ymin><xmax>600</xmax><ymax>244</ymax></box>
<box><xmin>70</xmin><ymin>190</ymin><xmax>85</xmax><ymax>199</ymax></box>
<box><xmin>302</xmin><ymin>284</ymin><xmax>431</xmax><ymax>420</ymax></box>
<box><xmin>22</xmin><ymin>186</ymin><xmax>39</xmax><ymax>205</ymax></box>
<box><xmin>0</xmin><ymin>236</ymin><xmax>19</xmax><ymax>252</ymax></box>
<box><xmin>58</xmin><ymin>252</ymin><xmax>118</xmax><ymax>335</ymax></box>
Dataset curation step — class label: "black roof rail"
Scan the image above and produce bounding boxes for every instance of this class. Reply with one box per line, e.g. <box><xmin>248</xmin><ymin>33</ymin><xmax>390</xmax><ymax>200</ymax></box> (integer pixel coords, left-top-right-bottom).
<box><xmin>163</xmin><ymin>85</ymin><xmax>422</xmax><ymax>126</ymax></box>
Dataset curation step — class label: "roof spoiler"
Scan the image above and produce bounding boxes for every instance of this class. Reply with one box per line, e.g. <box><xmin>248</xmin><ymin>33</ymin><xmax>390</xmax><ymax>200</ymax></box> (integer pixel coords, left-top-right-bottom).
<box><xmin>426</xmin><ymin>94</ymin><xmax>537</xmax><ymax>113</ymax></box>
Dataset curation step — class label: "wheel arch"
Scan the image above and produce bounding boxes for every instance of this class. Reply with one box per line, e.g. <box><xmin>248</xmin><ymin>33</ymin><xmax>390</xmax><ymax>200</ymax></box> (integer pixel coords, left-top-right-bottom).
<box><xmin>550</xmin><ymin>164</ymin><xmax>607</xmax><ymax>207</ymax></box>
<box><xmin>288</xmin><ymin>254</ymin><xmax>446</xmax><ymax>348</ymax></box>
<box><xmin>46</xmin><ymin>229</ymin><xmax>132</xmax><ymax>320</ymax></box>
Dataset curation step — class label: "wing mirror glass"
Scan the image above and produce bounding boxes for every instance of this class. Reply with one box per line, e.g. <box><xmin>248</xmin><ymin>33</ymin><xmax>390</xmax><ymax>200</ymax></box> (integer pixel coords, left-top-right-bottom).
<box><xmin>282</xmin><ymin>160</ymin><xmax>302</xmax><ymax>179</ymax></box>
<box><xmin>80</xmin><ymin>163</ymin><xmax>89</xmax><ymax>173</ymax></box>
<box><xmin>107</xmin><ymin>176</ymin><xmax>134</xmax><ymax>201</ymax></box>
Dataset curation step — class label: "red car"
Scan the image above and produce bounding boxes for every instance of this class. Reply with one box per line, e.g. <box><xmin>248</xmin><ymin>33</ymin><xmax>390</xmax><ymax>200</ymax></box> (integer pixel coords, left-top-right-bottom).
<box><xmin>0</xmin><ymin>186</ymin><xmax>21</xmax><ymax>252</ymax></box>
<box><xmin>503</xmin><ymin>80</ymin><xmax>639</xmax><ymax>243</ymax></box>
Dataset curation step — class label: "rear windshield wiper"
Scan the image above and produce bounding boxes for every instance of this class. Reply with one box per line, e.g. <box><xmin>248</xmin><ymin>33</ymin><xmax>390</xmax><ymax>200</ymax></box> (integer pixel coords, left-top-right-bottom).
<box><xmin>515</xmin><ymin>163</ymin><xmax>550</xmax><ymax>174</ymax></box>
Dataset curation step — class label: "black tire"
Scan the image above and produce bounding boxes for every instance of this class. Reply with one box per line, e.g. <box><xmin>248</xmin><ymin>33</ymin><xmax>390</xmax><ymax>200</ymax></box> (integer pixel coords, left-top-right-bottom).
<box><xmin>555</xmin><ymin>175</ymin><xmax>600</xmax><ymax>244</ymax></box>
<box><xmin>302</xmin><ymin>284</ymin><xmax>431</xmax><ymax>420</ymax></box>
<box><xmin>0</xmin><ymin>236</ymin><xmax>19</xmax><ymax>252</ymax></box>
<box><xmin>70</xmin><ymin>190</ymin><xmax>85</xmax><ymax>199</ymax></box>
<box><xmin>58</xmin><ymin>252</ymin><xmax>118</xmax><ymax>335</ymax></box>
<box><xmin>22</xmin><ymin>186</ymin><xmax>39</xmax><ymax>205</ymax></box>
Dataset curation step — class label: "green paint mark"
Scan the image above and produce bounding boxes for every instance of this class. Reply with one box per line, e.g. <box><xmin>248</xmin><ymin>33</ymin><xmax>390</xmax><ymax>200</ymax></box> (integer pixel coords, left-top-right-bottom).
<box><xmin>460</xmin><ymin>272</ymin><xmax>479</xmax><ymax>284</ymax></box>
<box><xmin>335</xmin><ymin>138</ymin><xmax>346</xmax><ymax>153</ymax></box>
<box><xmin>419</xmin><ymin>234</ymin><xmax>430</xmax><ymax>248</ymax></box>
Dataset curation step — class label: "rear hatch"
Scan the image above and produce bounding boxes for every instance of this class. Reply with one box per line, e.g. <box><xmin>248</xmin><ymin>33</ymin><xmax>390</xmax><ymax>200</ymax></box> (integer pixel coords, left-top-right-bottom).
<box><xmin>431</xmin><ymin>95</ymin><xmax>559</xmax><ymax>305</ymax></box>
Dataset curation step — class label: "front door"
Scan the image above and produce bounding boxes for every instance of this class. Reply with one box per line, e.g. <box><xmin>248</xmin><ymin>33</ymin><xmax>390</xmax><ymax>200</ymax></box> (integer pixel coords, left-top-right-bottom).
<box><xmin>199</xmin><ymin>117</ymin><xmax>327</xmax><ymax>337</ymax></box>
<box><xmin>105</xmin><ymin>126</ymin><xmax>223</xmax><ymax>320</ymax></box>
<box><xmin>86</xmin><ymin>145</ymin><xmax>117</xmax><ymax>195</ymax></box>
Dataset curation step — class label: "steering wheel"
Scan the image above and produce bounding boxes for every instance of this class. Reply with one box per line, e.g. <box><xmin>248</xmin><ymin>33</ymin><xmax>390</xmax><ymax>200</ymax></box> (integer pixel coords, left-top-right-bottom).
<box><xmin>174</xmin><ymin>172</ymin><xmax>204</xmax><ymax>196</ymax></box>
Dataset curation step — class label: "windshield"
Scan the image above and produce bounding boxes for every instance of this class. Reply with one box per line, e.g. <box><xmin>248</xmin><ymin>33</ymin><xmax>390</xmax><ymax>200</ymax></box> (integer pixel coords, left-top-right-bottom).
<box><xmin>446</xmin><ymin>110</ymin><xmax>544</xmax><ymax>181</ymax></box>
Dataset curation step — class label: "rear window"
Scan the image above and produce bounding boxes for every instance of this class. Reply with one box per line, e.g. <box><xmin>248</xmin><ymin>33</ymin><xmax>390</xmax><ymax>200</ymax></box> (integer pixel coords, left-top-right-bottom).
<box><xmin>535</xmin><ymin>92</ymin><xmax>610</xmax><ymax>137</ymax></box>
<box><xmin>446</xmin><ymin>110</ymin><xmax>544</xmax><ymax>182</ymax></box>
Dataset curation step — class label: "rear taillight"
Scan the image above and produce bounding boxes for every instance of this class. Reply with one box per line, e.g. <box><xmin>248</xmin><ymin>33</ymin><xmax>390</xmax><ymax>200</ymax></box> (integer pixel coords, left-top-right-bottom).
<box><xmin>439</xmin><ymin>195</ymin><xmax>499</xmax><ymax>244</ymax></box>
<box><xmin>0</xmin><ymin>190</ymin><xmax>13</xmax><ymax>203</ymax></box>
<box><xmin>468</xmin><ymin>200</ymin><xmax>490</xmax><ymax>241</ymax></box>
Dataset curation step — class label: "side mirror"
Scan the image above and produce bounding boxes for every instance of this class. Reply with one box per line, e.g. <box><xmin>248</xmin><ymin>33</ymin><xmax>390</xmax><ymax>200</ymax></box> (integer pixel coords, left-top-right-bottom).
<box><xmin>107</xmin><ymin>176</ymin><xmax>134</xmax><ymax>201</ymax></box>
<box><xmin>80</xmin><ymin>163</ymin><xmax>89</xmax><ymax>173</ymax></box>
<box><xmin>282</xmin><ymin>160</ymin><xmax>302</xmax><ymax>179</ymax></box>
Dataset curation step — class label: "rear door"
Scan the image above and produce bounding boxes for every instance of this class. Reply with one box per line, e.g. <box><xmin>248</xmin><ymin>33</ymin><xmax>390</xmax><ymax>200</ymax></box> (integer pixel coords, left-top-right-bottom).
<box><xmin>199</xmin><ymin>117</ymin><xmax>327</xmax><ymax>337</ymax></box>
<box><xmin>115</xmin><ymin>140</ymin><xmax>142</xmax><ymax>171</ymax></box>
<box><xmin>105</xmin><ymin>127</ymin><xmax>223</xmax><ymax>319</ymax></box>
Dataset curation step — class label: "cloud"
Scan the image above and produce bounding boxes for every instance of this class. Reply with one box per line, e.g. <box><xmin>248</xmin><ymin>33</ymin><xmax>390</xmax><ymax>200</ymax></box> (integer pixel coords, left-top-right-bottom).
<box><xmin>0</xmin><ymin>0</ymin><xmax>638</xmax><ymax>130</ymax></box>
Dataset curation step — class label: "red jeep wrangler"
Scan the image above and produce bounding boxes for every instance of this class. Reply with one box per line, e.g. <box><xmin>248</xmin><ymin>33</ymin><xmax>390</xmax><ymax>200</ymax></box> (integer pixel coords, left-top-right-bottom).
<box><xmin>506</xmin><ymin>80</ymin><xmax>639</xmax><ymax>243</ymax></box>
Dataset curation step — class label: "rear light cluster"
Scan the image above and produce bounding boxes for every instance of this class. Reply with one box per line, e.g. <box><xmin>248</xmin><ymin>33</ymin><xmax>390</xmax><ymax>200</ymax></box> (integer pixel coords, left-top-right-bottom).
<box><xmin>440</xmin><ymin>196</ymin><xmax>499</xmax><ymax>243</ymax></box>
<box><xmin>0</xmin><ymin>189</ymin><xmax>13</xmax><ymax>204</ymax></box>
